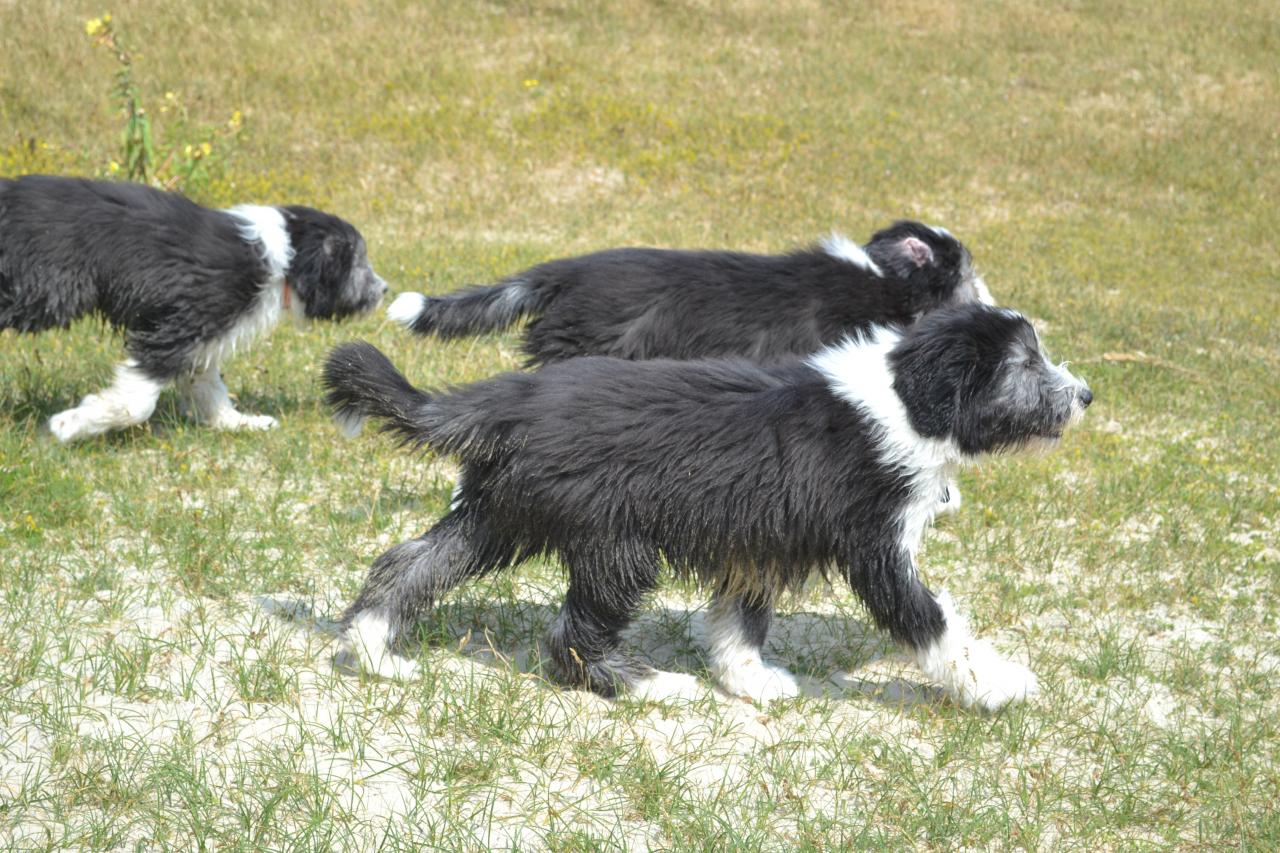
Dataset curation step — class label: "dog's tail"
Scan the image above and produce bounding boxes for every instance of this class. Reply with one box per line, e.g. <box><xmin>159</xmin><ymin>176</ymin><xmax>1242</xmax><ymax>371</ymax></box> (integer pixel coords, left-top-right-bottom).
<box><xmin>386</xmin><ymin>275</ymin><xmax>545</xmax><ymax>339</ymax></box>
<box><xmin>323</xmin><ymin>342</ymin><xmax>435</xmax><ymax>444</ymax></box>
<box><xmin>325</xmin><ymin>341</ymin><xmax>530</xmax><ymax>460</ymax></box>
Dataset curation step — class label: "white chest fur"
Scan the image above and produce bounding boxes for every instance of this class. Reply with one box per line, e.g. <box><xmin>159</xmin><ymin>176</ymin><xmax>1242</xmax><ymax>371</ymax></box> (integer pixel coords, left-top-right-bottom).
<box><xmin>187</xmin><ymin>206</ymin><xmax>302</xmax><ymax>373</ymax></box>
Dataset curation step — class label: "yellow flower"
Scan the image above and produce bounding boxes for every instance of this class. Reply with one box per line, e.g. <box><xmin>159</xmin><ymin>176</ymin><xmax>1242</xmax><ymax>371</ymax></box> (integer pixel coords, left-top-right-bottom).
<box><xmin>85</xmin><ymin>17</ymin><xmax>104</xmax><ymax>36</ymax></box>
<box><xmin>183</xmin><ymin>144</ymin><xmax>194</xmax><ymax>158</ymax></box>
<box><xmin>227</xmin><ymin>110</ymin><xmax>243</xmax><ymax>131</ymax></box>
<box><xmin>523</xmin><ymin>78</ymin><xmax>539</xmax><ymax>88</ymax></box>
<box><xmin>108</xmin><ymin>161</ymin><xmax>120</xmax><ymax>173</ymax></box>
<box><xmin>200</xmin><ymin>141</ymin><xmax>212</xmax><ymax>157</ymax></box>
<box><xmin>103</xmin><ymin>13</ymin><xmax>111</xmax><ymax>23</ymax></box>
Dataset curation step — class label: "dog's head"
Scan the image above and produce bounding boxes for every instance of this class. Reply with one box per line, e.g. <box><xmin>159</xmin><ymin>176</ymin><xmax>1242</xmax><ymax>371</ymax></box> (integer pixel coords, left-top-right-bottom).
<box><xmin>889</xmin><ymin>303</ymin><xmax>1091</xmax><ymax>456</ymax></box>
<box><xmin>865</xmin><ymin>221</ymin><xmax>994</xmax><ymax>309</ymax></box>
<box><xmin>281</xmin><ymin>206</ymin><xmax>387</xmax><ymax>320</ymax></box>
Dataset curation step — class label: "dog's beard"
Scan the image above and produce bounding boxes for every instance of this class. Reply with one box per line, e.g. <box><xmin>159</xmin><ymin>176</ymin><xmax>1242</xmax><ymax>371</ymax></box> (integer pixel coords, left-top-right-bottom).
<box><xmin>1065</xmin><ymin>398</ymin><xmax>1088</xmax><ymax>429</ymax></box>
<box><xmin>1020</xmin><ymin>433</ymin><xmax>1064</xmax><ymax>457</ymax></box>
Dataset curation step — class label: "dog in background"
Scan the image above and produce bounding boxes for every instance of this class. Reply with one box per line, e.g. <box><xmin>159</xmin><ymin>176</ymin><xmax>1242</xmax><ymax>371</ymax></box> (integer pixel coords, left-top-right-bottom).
<box><xmin>391</xmin><ymin>220</ymin><xmax>991</xmax><ymax>513</ymax></box>
<box><xmin>387</xmin><ymin>220</ymin><xmax>994</xmax><ymax>366</ymax></box>
<box><xmin>324</xmin><ymin>303</ymin><xmax>1091</xmax><ymax>711</ymax></box>
<box><xmin>0</xmin><ymin>175</ymin><xmax>387</xmax><ymax>442</ymax></box>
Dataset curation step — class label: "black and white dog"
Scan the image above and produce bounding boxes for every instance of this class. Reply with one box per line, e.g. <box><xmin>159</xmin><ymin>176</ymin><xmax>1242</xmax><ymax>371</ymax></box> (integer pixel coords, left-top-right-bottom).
<box><xmin>0</xmin><ymin>175</ymin><xmax>387</xmax><ymax>442</ymax></box>
<box><xmin>324</xmin><ymin>303</ymin><xmax>1091</xmax><ymax>711</ymax></box>
<box><xmin>387</xmin><ymin>221</ymin><xmax>994</xmax><ymax>366</ymax></box>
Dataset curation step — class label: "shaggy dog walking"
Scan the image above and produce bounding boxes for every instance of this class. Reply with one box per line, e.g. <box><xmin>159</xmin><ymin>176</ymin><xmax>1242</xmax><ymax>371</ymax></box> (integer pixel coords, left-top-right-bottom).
<box><xmin>325</xmin><ymin>303</ymin><xmax>1091</xmax><ymax>711</ymax></box>
<box><xmin>0</xmin><ymin>175</ymin><xmax>387</xmax><ymax>441</ymax></box>
<box><xmin>389</xmin><ymin>221</ymin><xmax>994</xmax><ymax>365</ymax></box>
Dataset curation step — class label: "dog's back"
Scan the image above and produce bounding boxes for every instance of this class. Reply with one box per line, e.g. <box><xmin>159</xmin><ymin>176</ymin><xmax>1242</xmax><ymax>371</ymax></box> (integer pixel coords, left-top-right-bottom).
<box><xmin>325</xmin><ymin>341</ymin><xmax>879</xmax><ymax>569</ymax></box>
<box><xmin>0</xmin><ymin>175</ymin><xmax>254</xmax><ymax>333</ymax></box>
<box><xmin>519</xmin><ymin>246</ymin><xmax>915</xmax><ymax>365</ymax></box>
<box><xmin>390</xmin><ymin>221</ymin><xmax>991</xmax><ymax>366</ymax></box>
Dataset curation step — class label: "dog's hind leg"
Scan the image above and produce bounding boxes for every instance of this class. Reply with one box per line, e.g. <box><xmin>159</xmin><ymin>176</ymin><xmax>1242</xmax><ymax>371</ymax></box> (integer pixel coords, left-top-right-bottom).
<box><xmin>49</xmin><ymin>359</ymin><xmax>166</xmax><ymax>443</ymax></box>
<box><xmin>546</xmin><ymin>543</ymin><xmax>703</xmax><ymax>702</ymax></box>
<box><xmin>342</xmin><ymin>510</ymin><xmax>500</xmax><ymax>680</ymax></box>
<box><xmin>705</xmin><ymin>592</ymin><xmax>799</xmax><ymax>704</ymax></box>
<box><xmin>177</xmin><ymin>365</ymin><xmax>277</xmax><ymax>431</ymax></box>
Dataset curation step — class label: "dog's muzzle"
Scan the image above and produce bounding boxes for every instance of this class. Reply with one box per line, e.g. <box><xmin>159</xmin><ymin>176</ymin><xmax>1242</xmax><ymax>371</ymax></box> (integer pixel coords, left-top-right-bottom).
<box><xmin>1067</xmin><ymin>380</ymin><xmax>1092</xmax><ymax>426</ymax></box>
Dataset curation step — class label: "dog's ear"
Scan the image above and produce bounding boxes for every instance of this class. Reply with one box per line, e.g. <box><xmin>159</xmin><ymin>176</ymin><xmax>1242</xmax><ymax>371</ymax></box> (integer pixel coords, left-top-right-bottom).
<box><xmin>282</xmin><ymin>208</ymin><xmax>355</xmax><ymax>319</ymax></box>
<box><xmin>890</xmin><ymin>358</ymin><xmax>956</xmax><ymax>439</ymax></box>
<box><xmin>324</xmin><ymin>233</ymin><xmax>348</xmax><ymax>259</ymax></box>
<box><xmin>898</xmin><ymin>236</ymin><xmax>934</xmax><ymax>268</ymax></box>
<box><xmin>888</xmin><ymin>324</ymin><xmax>961</xmax><ymax>440</ymax></box>
<box><xmin>865</xmin><ymin>226</ymin><xmax>942</xmax><ymax>279</ymax></box>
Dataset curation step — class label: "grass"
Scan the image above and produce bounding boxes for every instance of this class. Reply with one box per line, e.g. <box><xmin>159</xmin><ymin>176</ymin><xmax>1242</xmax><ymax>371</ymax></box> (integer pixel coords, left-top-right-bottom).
<box><xmin>2</xmin><ymin>0</ymin><xmax>1278</xmax><ymax>849</ymax></box>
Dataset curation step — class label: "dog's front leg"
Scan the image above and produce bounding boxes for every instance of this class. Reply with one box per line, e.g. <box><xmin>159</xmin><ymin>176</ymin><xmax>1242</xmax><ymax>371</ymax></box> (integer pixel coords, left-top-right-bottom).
<box><xmin>913</xmin><ymin>590</ymin><xmax>1038</xmax><ymax>711</ymax></box>
<box><xmin>844</xmin><ymin>546</ymin><xmax>1037</xmax><ymax>711</ymax></box>
<box><xmin>178</xmin><ymin>365</ymin><xmax>277</xmax><ymax>431</ymax></box>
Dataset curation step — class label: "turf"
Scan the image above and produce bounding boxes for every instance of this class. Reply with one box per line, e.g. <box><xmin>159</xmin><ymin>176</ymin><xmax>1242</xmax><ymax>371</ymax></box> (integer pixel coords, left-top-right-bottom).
<box><xmin>1</xmin><ymin>1</ymin><xmax>1278</xmax><ymax>849</ymax></box>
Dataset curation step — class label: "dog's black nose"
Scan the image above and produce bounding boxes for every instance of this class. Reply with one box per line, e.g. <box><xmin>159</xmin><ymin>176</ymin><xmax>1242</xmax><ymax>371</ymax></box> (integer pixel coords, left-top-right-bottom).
<box><xmin>1079</xmin><ymin>387</ymin><xmax>1093</xmax><ymax>408</ymax></box>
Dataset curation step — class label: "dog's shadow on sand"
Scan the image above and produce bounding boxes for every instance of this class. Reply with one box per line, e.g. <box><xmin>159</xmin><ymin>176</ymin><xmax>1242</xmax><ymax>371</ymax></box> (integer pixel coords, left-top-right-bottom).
<box><xmin>257</xmin><ymin>590</ymin><xmax>942</xmax><ymax>709</ymax></box>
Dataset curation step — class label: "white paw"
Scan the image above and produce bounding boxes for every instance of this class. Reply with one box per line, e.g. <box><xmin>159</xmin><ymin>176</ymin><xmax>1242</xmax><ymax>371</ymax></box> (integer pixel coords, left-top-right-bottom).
<box><xmin>966</xmin><ymin>654</ymin><xmax>1038</xmax><ymax>711</ymax></box>
<box><xmin>213</xmin><ymin>412</ymin><xmax>278</xmax><ymax>431</ymax></box>
<box><xmin>360</xmin><ymin>648</ymin><xmax>421</xmax><ymax>681</ymax></box>
<box><xmin>917</xmin><ymin>590</ymin><xmax>1038</xmax><ymax>711</ymax></box>
<box><xmin>630</xmin><ymin>670</ymin><xmax>705</xmax><ymax>702</ymax></box>
<box><xmin>387</xmin><ymin>292</ymin><xmax>428</xmax><ymax>327</ymax></box>
<box><xmin>49</xmin><ymin>408</ymin><xmax>89</xmax><ymax>443</ymax></box>
<box><xmin>924</xmin><ymin>636</ymin><xmax>1038</xmax><ymax>711</ymax></box>
<box><xmin>346</xmin><ymin>613</ymin><xmax>420</xmax><ymax>681</ymax></box>
<box><xmin>240</xmin><ymin>413</ymin><xmax>279</xmax><ymax>431</ymax></box>
<box><xmin>715</xmin><ymin>660</ymin><xmax>801</xmax><ymax>704</ymax></box>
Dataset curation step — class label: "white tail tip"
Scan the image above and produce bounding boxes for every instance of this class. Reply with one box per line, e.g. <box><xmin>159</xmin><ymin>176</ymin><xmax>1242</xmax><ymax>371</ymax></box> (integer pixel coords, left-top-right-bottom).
<box><xmin>387</xmin><ymin>292</ymin><xmax>428</xmax><ymax>327</ymax></box>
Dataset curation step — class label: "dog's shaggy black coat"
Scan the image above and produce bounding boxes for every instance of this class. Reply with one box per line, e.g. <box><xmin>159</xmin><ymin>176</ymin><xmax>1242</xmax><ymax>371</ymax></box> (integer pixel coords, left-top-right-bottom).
<box><xmin>0</xmin><ymin>175</ymin><xmax>384</xmax><ymax>377</ymax></box>
<box><xmin>393</xmin><ymin>221</ymin><xmax>991</xmax><ymax>365</ymax></box>
<box><xmin>0</xmin><ymin>175</ymin><xmax>386</xmax><ymax>440</ymax></box>
<box><xmin>324</xmin><ymin>304</ymin><xmax>1092</xmax><ymax>707</ymax></box>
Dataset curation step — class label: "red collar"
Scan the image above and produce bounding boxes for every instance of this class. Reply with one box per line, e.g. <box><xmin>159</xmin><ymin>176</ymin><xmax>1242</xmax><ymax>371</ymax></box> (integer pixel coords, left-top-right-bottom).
<box><xmin>282</xmin><ymin>280</ymin><xmax>292</xmax><ymax>312</ymax></box>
